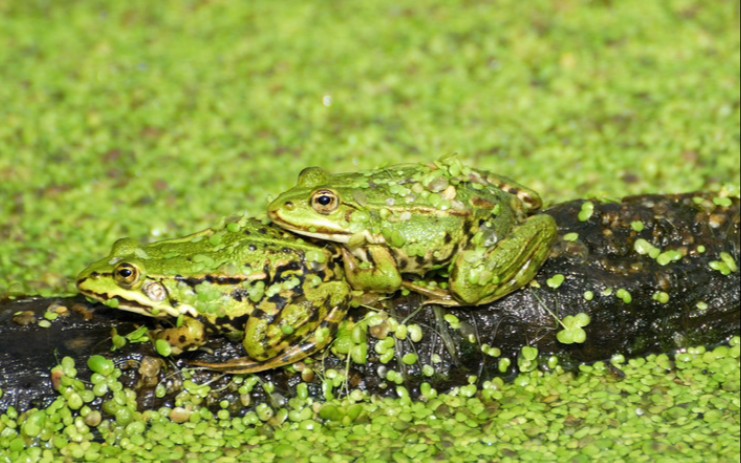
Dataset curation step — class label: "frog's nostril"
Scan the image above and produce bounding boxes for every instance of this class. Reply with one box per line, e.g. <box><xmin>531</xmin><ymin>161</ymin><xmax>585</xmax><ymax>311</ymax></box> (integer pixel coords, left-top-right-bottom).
<box><xmin>284</xmin><ymin>201</ymin><xmax>294</xmax><ymax>210</ymax></box>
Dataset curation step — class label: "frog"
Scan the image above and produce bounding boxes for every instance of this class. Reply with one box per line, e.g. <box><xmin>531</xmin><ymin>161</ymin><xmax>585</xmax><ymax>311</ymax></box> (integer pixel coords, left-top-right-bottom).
<box><xmin>76</xmin><ymin>215</ymin><xmax>351</xmax><ymax>374</ymax></box>
<box><xmin>267</xmin><ymin>158</ymin><xmax>558</xmax><ymax>306</ymax></box>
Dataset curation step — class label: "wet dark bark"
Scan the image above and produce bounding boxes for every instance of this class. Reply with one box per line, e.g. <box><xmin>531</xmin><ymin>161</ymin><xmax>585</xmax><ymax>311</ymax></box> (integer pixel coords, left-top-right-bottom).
<box><xmin>1</xmin><ymin>193</ymin><xmax>738</xmax><ymax>413</ymax></box>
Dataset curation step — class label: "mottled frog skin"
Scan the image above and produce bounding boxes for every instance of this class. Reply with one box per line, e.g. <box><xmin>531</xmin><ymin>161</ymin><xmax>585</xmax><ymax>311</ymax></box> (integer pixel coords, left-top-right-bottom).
<box><xmin>76</xmin><ymin>216</ymin><xmax>351</xmax><ymax>374</ymax></box>
<box><xmin>268</xmin><ymin>159</ymin><xmax>557</xmax><ymax>305</ymax></box>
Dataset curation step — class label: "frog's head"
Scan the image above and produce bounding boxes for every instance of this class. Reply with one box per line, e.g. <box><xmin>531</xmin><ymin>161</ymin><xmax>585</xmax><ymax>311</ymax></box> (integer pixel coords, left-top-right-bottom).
<box><xmin>76</xmin><ymin>238</ymin><xmax>185</xmax><ymax>318</ymax></box>
<box><xmin>268</xmin><ymin>167</ymin><xmax>368</xmax><ymax>243</ymax></box>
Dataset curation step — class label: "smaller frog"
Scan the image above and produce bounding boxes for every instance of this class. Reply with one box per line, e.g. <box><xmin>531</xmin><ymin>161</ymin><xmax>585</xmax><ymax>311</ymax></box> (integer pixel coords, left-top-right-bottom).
<box><xmin>268</xmin><ymin>158</ymin><xmax>557</xmax><ymax>306</ymax></box>
<box><xmin>76</xmin><ymin>216</ymin><xmax>351</xmax><ymax>374</ymax></box>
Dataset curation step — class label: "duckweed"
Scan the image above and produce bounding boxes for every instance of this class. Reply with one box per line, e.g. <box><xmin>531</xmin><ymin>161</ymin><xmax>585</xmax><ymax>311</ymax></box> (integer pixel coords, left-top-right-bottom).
<box><xmin>709</xmin><ymin>252</ymin><xmax>739</xmax><ymax>275</ymax></box>
<box><xmin>557</xmin><ymin>314</ymin><xmax>591</xmax><ymax>345</ymax></box>
<box><xmin>547</xmin><ymin>274</ymin><xmax>565</xmax><ymax>289</ymax></box>
<box><xmin>634</xmin><ymin>239</ymin><xmax>660</xmax><ymax>258</ymax></box>
<box><xmin>518</xmin><ymin>346</ymin><xmax>540</xmax><ymax>373</ymax></box>
<box><xmin>87</xmin><ymin>355</ymin><xmax>114</xmax><ymax>376</ymax></box>
<box><xmin>498</xmin><ymin>357</ymin><xmax>512</xmax><ymax>373</ymax></box>
<box><xmin>563</xmin><ymin>232</ymin><xmax>579</xmax><ymax>242</ymax></box>
<box><xmin>443</xmin><ymin>314</ymin><xmax>461</xmax><ymax>330</ymax></box>
<box><xmin>407</xmin><ymin>324</ymin><xmax>424</xmax><ymax>343</ymax></box>
<box><xmin>0</xmin><ymin>0</ymin><xmax>738</xmax><ymax>460</ymax></box>
<box><xmin>713</xmin><ymin>197</ymin><xmax>734</xmax><ymax>208</ymax></box>
<box><xmin>656</xmin><ymin>250</ymin><xmax>684</xmax><ymax>266</ymax></box>
<box><xmin>616</xmin><ymin>288</ymin><xmax>633</xmax><ymax>304</ymax></box>
<box><xmin>481</xmin><ymin>344</ymin><xmax>502</xmax><ymax>358</ymax></box>
<box><xmin>652</xmin><ymin>291</ymin><xmax>670</xmax><ymax>304</ymax></box>
<box><xmin>402</xmin><ymin>353</ymin><xmax>419</xmax><ymax>365</ymax></box>
<box><xmin>578</xmin><ymin>202</ymin><xmax>595</xmax><ymax>222</ymax></box>
<box><xmin>155</xmin><ymin>339</ymin><xmax>173</xmax><ymax>357</ymax></box>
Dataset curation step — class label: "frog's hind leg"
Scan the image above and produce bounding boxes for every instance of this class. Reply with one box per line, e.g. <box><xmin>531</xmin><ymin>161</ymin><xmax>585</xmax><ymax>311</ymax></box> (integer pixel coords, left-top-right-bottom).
<box><xmin>190</xmin><ymin>304</ymin><xmax>348</xmax><ymax>374</ymax></box>
<box><xmin>450</xmin><ymin>213</ymin><xmax>558</xmax><ymax>306</ymax></box>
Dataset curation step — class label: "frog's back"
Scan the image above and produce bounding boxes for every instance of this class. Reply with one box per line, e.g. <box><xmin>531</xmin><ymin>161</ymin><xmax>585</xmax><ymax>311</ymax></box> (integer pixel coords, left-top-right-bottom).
<box><xmin>465</xmin><ymin>169</ymin><xmax>543</xmax><ymax>212</ymax></box>
<box><xmin>331</xmin><ymin>162</ymin><xmax>535</xmax><ymax>214</ymax></box>
<box><xmin>136</xmin><ymin>217</ymin><xmax>329</xmax><ymax>278</ymax></box>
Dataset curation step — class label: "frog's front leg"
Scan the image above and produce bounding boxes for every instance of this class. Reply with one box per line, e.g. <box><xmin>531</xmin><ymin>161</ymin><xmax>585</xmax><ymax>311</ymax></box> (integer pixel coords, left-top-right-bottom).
<box><xmin>341</xmin><ymin>244</ymin><xmax>403</xmax><ymax>293</ymax></box>
<box><xmin>191</xmin><ymin>281</ymin><xmax>350</xmax><ymax>374</ymax></box>
<box><xmin>450</xmin><ymin>214</ymin><xmax>558</xmax><ymax>305</ymax></box>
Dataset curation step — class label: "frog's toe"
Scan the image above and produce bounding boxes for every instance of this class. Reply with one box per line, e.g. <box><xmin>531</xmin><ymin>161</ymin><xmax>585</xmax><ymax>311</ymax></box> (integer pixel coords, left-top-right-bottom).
<box><xmin>191</xmin><ymin>356</ymin><xmax>290</xmax><ymax>374</ymax></box>
<box><xmin>190</xmin><ymin>340</ymin><xmax>323</xmax><ymax>374</ymax></box>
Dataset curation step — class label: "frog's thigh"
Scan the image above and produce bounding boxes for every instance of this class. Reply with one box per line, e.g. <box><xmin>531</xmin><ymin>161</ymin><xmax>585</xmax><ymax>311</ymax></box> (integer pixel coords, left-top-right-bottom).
<box><xmin>250</xmin><ymin>300</ymin><xmax>349</xmax><ymax>371</ymax></box>
<box><xmin>193</xmin><ymin>295</ymin><xmax>349</xmax><ymax>374</ymax></box>
<box><xmin>341</xmin><ymin>245</ymin><xmax>403</xmax><ymax>293</ymax></box>
<box><xmin>243</xmin><ymin>281</ymin><xmax>349</xmax><ymax>361</ymax></box>
<box><xmin>450</xmin><ymin>214</ymin><xmax>557</xmax><ymax>305</ymax></box>
<box><xmin>242</xmin><ymin>301</ymin><xmax>315</xmax><ymax>361</ymax></box>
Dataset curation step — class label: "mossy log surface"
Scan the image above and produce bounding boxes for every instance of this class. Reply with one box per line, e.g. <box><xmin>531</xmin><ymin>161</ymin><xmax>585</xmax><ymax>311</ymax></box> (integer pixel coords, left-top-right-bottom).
<box><xmin>1</xmin><ymin>193</ymin><xmax>738</xmax><ymax>413</ymax></box>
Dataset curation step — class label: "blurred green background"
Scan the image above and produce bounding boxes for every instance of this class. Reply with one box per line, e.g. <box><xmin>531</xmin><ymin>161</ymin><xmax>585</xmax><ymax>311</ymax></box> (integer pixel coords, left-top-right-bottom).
<box><xmin>0</xmin><ymin>1</ymin><xmax>739</xmax><ymax>460</ymax></box>
<box><xmin>0</xmin><ymin>0</ymin><xmax>738</xmax><ymax>298</ymax></box>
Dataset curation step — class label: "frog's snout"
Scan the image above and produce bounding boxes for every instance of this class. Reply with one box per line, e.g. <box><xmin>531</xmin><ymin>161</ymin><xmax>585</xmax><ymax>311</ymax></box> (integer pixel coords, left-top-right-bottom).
<box><xmin>75</xmin><ymin>270</ymin><xmax>96</xmax><ymax>289</ymax></box>
<box><xmin>268</xmin><ymin>199</ymin><xmax>294</xmax><ymax>218</ymax></box>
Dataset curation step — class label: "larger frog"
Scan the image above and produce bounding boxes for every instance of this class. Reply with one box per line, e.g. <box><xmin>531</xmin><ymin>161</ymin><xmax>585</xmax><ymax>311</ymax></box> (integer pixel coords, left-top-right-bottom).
<box><xmin>268</xmin><ymin>159</ymin><xmax>558</xmax><ymax>306</ymax></box>
<box><xmin>76</xmin><ymin>215</ymin><xmax>351</xmax><ymax>374</ymax></box>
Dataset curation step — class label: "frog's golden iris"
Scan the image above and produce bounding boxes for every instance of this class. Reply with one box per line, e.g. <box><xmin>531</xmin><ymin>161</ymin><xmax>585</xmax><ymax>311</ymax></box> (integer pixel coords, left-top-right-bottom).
<box><xmin>311</xmin><ymin>189</ymin><xmax>341</xmax><ymax>214</ymax></box>
<box><xmin>113</xmin><ymin>263</ymin><xmax>139</xmax><ymax>288</ymax></box>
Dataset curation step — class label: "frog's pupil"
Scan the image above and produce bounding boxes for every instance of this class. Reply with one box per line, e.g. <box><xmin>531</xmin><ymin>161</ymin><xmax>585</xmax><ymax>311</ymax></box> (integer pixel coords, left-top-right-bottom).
<box><xmin>118</xmin><ymin>268</ymin><xmax>132</xmax><ymax>278</ymax></box>
<box><xmin>318</xmin><ymin>195</ymin><xmax>332</xmax><ymax>206</ymax></box>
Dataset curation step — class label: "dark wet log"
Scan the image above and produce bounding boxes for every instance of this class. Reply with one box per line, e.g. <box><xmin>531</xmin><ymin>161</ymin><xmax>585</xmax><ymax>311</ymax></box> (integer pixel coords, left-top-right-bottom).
<box><xmin>1</xmin><ymin>193</ymin><xmax>738</xmax><ymax>412</ymax></box>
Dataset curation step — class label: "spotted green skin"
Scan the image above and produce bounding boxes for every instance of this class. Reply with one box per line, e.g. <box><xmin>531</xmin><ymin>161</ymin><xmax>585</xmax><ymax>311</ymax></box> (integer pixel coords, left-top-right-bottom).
<box><xmin>268</xmin><ymin>159</ymin><xmax>558</xmax><ymax>306</ymax></box>
<box><xmin>76</xmin><ymin>216</ymin><xmax>351</xmax><ymax>374</ymax></box>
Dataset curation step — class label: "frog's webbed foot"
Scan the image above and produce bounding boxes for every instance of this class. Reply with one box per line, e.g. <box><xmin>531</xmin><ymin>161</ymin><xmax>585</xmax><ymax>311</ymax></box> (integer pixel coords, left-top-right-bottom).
<box><xmin>190</xmin><ymin>343</ymin><xmax>317</xmax><ymax>374</ymax></box>
<box><xmin>190</xmin><ymin>303</ymin><xmax>348</xmax><ymax>375</ymax></box>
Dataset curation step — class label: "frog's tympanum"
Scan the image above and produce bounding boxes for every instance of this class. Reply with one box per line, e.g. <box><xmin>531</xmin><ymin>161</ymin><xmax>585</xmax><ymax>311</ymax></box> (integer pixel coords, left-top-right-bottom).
<box><xmin>76</xmin><ymin>216</ymin><xmax>351</xmax><ymax>374</ymax></box>
<box><xmin>268</xmin><ymin>159</ymin><xmax>558</xmax><ymax>306</ymax></box>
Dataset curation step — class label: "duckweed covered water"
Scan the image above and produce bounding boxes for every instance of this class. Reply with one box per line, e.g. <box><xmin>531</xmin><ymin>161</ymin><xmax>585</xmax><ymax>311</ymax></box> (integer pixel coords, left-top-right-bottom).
<box><xmin>1</xmin><ymin>339</ymin><xmax>739</xmax><ymax>461</ymax></box>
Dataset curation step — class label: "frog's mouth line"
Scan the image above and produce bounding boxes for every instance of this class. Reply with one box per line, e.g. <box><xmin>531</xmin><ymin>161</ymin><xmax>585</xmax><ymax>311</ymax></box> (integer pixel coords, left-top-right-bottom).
<box><xmin>268</xmin><ymin>215</ymin><xmax>353</xmax><ymax>243</ymax></box>
<box><xmin>77</xmin><ymin>288</ymin><xmax>179</xmax><ymax>318</ymax></box>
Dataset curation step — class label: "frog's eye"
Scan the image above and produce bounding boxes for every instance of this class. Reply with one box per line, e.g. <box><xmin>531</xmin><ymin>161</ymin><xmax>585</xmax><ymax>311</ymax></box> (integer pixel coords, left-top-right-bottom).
<box><xmin>114</xmin><ymin>263</ymin><xmax>140</xmax><ymax>288</ymax></box>
<box><xmin>311</xmin><ymin>189</ymin><xmax>340</xmax><ymax>214</ymax></box>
